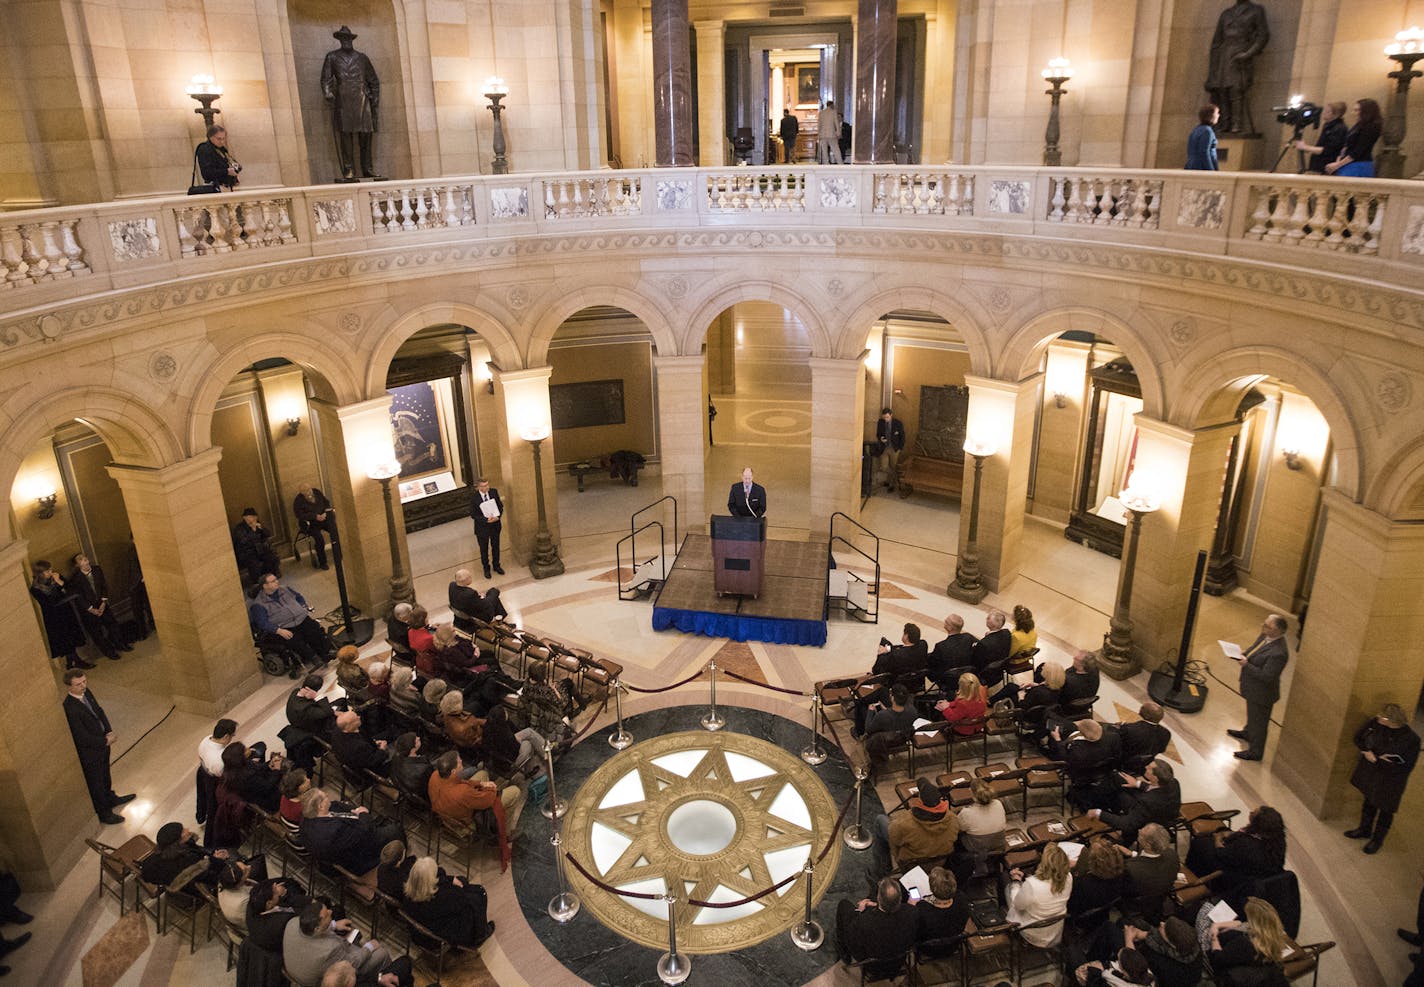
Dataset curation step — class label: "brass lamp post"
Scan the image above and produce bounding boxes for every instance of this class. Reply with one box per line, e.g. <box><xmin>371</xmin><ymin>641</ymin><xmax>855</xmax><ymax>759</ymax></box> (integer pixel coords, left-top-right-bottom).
<box><xmin>947</xmin><ymin>437</ymin><xmax>996</xmax><ymax>604</ymax></box>
<box><xmin>484</xmin><ymin>76</ymin><xmax>511</xmax><ymax>175</ymax></box>
<box><xmin>1041</xmin><ymin>57</ymin><xmax>1074</xmax><ymax>167</ymax></box>
<box><xmin>367</xmin><ymin>458</ymin><xmax>415</xmax><ymax>609</ymax></box>
<box><xmin>1380</xmin><ymin>27</ymin><xmax>1424</xmax><ymax>179</ymax></box>
<box><xmin>520</xmin><ymin>423</ymin><xmax>565</xmax><ymax>578</ymax></box>
<box><xmin>1099</xmin><ymin>486</ymin><xmax>1159</xmax><ymax>680</ymax></box>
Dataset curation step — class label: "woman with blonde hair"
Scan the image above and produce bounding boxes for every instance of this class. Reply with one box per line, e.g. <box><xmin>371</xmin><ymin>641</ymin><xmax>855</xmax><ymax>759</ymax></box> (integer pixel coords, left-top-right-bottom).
<box><xmin>1208</xmin><ymin>896</ymin><xmax>1287</xmax><ymax>978</ymax></box>
<box><xmin>388</xmin><ymin>664</ymin><xmax>420</xmax><ymax>717</ymax></box>
<box><xmin>934</xmin><ymin>671</ymin><xmax>987</xmax><ymax>735</ymax></box>
<box><xmin>402</xmin><ymin>855</ymin><xmax>495</xmax><ymax>947</ymax></box>
<box><xmin>1006</xmin><ymin>841</ymin><xmax>1072</xmax><ymax>946</ymax></box>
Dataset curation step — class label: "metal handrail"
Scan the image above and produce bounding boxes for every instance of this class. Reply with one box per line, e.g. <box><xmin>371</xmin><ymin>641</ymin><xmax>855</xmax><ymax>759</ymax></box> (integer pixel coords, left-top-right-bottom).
<box><xmin>829</xmin><ymin>510</ymin><xmax>881</xmax><ymax>623</ymax></box>
<box><xmin>615</xmin><ymin>520</ymin><xmax>666</xmax><ymax>601</ymax></box>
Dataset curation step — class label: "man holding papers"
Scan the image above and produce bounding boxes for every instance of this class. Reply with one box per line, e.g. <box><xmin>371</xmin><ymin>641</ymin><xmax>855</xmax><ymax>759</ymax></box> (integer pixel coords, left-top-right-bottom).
<box><xmin>470</xmin><ymin>478</ymin><xmax>505</xmax><ymax>579</ymax></box>
<box><xmin>1221</xmin><ymin>614</ymin><xmax>1289</xmax><ymax>761</ymax></box>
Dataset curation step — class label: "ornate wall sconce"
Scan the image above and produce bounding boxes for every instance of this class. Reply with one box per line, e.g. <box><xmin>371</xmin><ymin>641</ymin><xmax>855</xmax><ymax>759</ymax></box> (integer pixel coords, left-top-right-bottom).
<box><xmin>1041</xmin><ymin>57</ymin><xmax>1074</xmax><ymax>167</ymax></box>
<box><xmin>186</xmin><ymin>74</ymin><xmax>224</xmax><ymax>130</ymax></box>
<box><xmin>484</xmin><ymin>76</ymin><xmax>511</xmax><ymax>175</ymax></box>
<box><xmin>37</xmin><ymin>491</ymin><xmax>58</xmax><ymax>519</ymax></box>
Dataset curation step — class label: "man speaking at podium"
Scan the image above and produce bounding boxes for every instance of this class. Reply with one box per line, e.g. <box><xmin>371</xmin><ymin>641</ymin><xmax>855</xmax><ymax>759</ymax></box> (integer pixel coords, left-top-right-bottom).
<box><xmin>728</xmin><ymin>466</ymin><xmax>767</xmax><ymax>519</ymax></box>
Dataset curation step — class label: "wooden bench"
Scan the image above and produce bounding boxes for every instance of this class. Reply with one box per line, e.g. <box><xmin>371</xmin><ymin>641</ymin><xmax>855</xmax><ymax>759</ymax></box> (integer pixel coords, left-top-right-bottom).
<box><xmin>896</xmin><ymin>453</ymin><xmax>964</xmax><ymax>502</ymax></box>
<box><xmin>565</xmin><ymin>453</ymin><xmax>646</xmax><ymax>491</ymax></box>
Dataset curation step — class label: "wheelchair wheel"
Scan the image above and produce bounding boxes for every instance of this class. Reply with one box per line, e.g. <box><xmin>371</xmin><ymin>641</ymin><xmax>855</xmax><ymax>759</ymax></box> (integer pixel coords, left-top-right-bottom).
<box><xmin>259</xmin><ymin>650</ymin><xmax>288</xmax><ymax>676</ymax></box>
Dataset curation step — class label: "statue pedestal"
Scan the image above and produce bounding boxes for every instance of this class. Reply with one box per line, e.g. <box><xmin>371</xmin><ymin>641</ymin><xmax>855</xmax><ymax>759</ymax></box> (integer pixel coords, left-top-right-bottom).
<box><xmin>1217</xmin><ymin>135</ymin><xmax>1264</xmax><ymax>173</ymax></box>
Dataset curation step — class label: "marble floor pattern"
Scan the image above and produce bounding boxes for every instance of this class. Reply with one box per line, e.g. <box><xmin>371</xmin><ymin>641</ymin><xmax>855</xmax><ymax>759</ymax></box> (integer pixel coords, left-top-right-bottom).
<box><xmin>13</xmin><ymin>373</ymin><xmax>1421</xmax><ymax>986</ymax></box>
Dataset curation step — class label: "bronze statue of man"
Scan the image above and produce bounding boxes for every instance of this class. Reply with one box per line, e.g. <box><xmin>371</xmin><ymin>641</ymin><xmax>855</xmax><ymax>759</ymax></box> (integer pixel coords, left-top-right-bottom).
<box><xmin>320</xmin><ymin>25</ymin><xmax>384</xmax><ymax>181</ymax></box>
<box><xmin>1205</xmin><ymin>0</ymin><xmax>1270</xmax><ymax>135</ymax></box>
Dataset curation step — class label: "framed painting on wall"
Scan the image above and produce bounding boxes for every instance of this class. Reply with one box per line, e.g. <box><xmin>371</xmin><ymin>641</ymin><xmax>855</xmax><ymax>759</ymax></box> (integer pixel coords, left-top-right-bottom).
<box><xmin>796</xmin><ymin>65</ymin><xmax>821</xmax><ymax>107</ymax></box>
<box><xmin>388</xmin><ymin>380</ymin><xmax>450</xmax><ymax>479</ymax></box>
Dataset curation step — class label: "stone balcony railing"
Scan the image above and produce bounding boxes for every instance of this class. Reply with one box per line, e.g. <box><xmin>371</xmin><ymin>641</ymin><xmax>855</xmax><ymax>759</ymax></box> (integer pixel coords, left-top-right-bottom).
<box><xmin>3</xmin><ymin>165</ymin><xmax>1423</xmax><ymax>313</ymax></box>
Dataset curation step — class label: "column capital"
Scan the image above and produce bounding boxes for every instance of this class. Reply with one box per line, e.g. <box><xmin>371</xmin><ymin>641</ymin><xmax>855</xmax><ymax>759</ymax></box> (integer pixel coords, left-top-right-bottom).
<box><xmin>1131</xmin><ymin>413</ymin><xmax>1238</xmax><ymax>446</ymax></box>
<box><xmin>808</xmin><ymin>355</ymin><xmax>865</xmax><ymax>379</ymax></box>
<box><xmin>692</xmin><ymin>18</ymin><xmax>724</xmax><ymax>34</ymax></box>
<box><xmin>964</xmin><ymin>372</ymin><xmax>1043</xmax><ymax>397</ymax></box>
<box><xmin>331</xmin><ymin>395</ymin><xmax>394</xmax><ymax>424</ymax></box>
<box><xmin>1318</xmin><ymin>487</ymin><xmax>1424</xmax><ymax>545</ymax></box>
<box><xmin>653</xmin><ymin>354</ymin><xmax>706</xmax><ymax>373</ymax></box>
<box><xmin>493</xmin><ymin>365</ymin><xmax>554</xmax><ymax>385</ymax></box>
<box><xmin>107</xmin><ymin>446</ymin><xmax>223</xmax><ymax>491</ymax></box>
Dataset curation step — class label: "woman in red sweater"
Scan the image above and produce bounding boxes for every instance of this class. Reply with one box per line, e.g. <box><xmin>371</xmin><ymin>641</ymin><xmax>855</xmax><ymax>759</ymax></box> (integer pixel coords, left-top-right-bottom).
<box><xmin>935</xmin><ymin>673</ymin><xmax>987</xmax><ymax>735</ymax></box>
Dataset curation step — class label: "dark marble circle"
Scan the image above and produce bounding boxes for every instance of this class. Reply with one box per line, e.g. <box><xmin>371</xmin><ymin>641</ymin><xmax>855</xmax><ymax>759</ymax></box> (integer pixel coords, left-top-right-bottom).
<box><xmin>509</xmin><ymin>704</ymin><xmax>887</xmax><ymax>987</ymax></box>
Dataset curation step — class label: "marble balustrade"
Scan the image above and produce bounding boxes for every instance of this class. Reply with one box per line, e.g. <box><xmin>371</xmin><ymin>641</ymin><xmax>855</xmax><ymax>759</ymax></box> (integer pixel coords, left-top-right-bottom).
<box><xmin>1</xmin><ymin>167</ymin><xmax>1422</xmax><ymax>305</ymax></box>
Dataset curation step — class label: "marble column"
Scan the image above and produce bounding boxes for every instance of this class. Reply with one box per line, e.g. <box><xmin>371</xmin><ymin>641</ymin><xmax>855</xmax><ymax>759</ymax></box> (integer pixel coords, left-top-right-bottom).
<box><xmin>0</xmin><ymin>538</ymin><xmax>92</xmax><ymax>888</ymax></box>
<box><xmin>309</xmin><ymin>397</ymin><xmax>413</xmax><ymax>617</ymax></box>
<box><xmin>694</xmin><ymin>19</ymin><xmax>727</xmax><ymax>166</ymax></box>
<box><xmin>491</xmin><ymin>367</ymin><xmax>563</xmax><ymax>561</ymax></box>
<box><xmin>651</xmin><ymin>0</ymin><xmax>695</xmax><ymax>166</ymax></box>
<box><xmin>809</xmin><ymin>357</ymin><xmax>867</xmax><ymax>536</ymax></box>
<box><xmin>655</xmin><ymin>355</ymin><xmax>707</xmax><ymax>529</ymax></box>
<box><xmin>853</xmin><ymin>0</ymin><xmax>899</xmax><ymax>163</ymax></box>
<box><xmin>1111</xmin><ymin>416</ymin><xmax>1238</xmax><ymax>677</ymax></box>
<box><xmin>107</xmin><ymin>449</ymin><xmax>261</xmax><ymax>713</ymax></box>
<box><xmin>1276</xmin><ymin>491</ymin><xmax>1424</xmax><ymax>815</ymax></box>
<box><xmin>958</xmin><ymin>375</ymin><xmax>1040</xmax><ymax>593</ymax></box>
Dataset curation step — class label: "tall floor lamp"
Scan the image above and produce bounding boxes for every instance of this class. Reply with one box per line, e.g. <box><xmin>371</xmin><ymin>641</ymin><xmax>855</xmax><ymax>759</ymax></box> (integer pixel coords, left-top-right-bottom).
<box><xmin>520</xmin><ymin>424</ymin><xmax>565</xmax><ymax>578</ymax></box>
<box><xmin>947</xmin><ymin>438</ymin><xmax>996</xmax><ymax>603</ymax></box>
<box><xmin>1099</xmin><ymin>487</ymin><xmax>1159</xmax><ymax>679</ymax></box>
<box><xmin>1041</xmin><ymin>58</ymin><xmax>1074</xmax><ymax>167</ymax></box>
<box><xmin>367</xmin><ymin>458</ymin><xmax>415</xmax><ymax>608</ymax></box>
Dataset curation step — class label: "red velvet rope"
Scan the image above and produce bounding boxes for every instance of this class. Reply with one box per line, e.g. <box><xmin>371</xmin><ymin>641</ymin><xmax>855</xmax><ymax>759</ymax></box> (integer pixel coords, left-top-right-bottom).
<box><xmin>720</xmin><ymin>668</ymin><xmax>809</xmax><ymax>697</ymax></box>
<box><xmin>567</xmin><ymin>692</ymin><xmax>611</xmax><ymax>743</ymax></box>
<box><xmin>622</xmin><ymin>669</ymin><xmax>707</xmax><ymax>694</ymax></box>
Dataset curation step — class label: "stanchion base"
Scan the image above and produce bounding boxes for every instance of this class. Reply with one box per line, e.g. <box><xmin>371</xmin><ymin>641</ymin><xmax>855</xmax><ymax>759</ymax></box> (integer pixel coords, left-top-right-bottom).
<box><xmin>657</xmin><ymin>951</ymin><xmax>692</xmax><ymax>985</ymax></box>
<box><xmin>790</xmin><ymin>920</ymin><xmax>824</xmax><ymax>951</ymax></box>
<box><xmin>541</xmin><ymin>797</ymin><xmax>568</xmax><ymax>820</ymax></box>
<box><xmin>609</xmin><ymin>730</ymin><xmax>633</xmax><ymax>750</ymax></box>
<box><xmin>548</xmin><ymin>892</ymin><xmax>581</xmax><ymax>923</ymax></box>
<box><xmin>843</xmin><ymin>823</ymin><xmax>873</xmax><ymax>850</ymax></box>
<box><xmin>329</xmin><ymin>618</ymin><xmax>375</xmax><ymax>648</ymax></box>
<box><xmin>700</xmin><ymin>712</ymin><xmax>725</xmax><ymax>732</ymax></box>
<box><xmin>800</xmin><ymin>745</ymin><xmax>827</xmax><ymax>766</ymax></box>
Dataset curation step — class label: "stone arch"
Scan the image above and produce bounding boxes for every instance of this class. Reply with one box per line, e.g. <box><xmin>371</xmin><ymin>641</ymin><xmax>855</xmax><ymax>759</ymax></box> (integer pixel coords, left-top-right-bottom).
<box><xmin>681</xmin><ymin>279</ymin><xmax>835</xmax><ymax>360</ymax></box>
<box><xmin>525</xmin><ymin>285</ymin><xmax>679</xmax><ymax>368</ymax></box>
<box><xmin>997</xmin><ymin>305</ymin><xmax>1169</xmax><ymax>419</ymax></box>
<box><xmin>832</xmin><ymin>284</ymin><xmax>996</xmax><ymax>373</ymax></box>
<box><xmin>185</xmin><ymin>334</ymin><xmax>361</xmax><ymax>455</ymax></box>
<box><xmin>0</xmin><ymin>385</ymin><xmax>183</xmax><ymax>534</ymax></box>
<box><xmin>1368</xmin><ymin>436</ymin><xmax>1424</xmax><ymax>520</ymax></box>
<box><xmin>365</xmin><ymin>301</ymin><xmax>525</xmax><ymax>398</ymax></box>
<box><xmin>1173</xmin><ymin>346</ymin><xmax>1364</xmax><ymax>501</ymax></box>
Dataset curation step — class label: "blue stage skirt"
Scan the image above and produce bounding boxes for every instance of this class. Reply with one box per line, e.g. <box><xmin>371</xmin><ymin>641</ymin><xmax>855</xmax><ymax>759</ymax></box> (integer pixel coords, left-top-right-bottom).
<box><xmin>1335</xmin><ymin>160</ymin><xmax>1374</xmax><ymax>178</ymax></box>
<box><xmin>652</xmin><ymin>606</ymin><xmax>827</xmax><ymax>646</ymax></box>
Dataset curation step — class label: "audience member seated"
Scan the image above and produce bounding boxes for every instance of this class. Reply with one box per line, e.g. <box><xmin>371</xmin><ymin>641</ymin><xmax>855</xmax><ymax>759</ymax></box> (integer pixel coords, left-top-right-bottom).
<box><xmin>1116</xmin><ymin>703</ymin><xmax>1171</xmax><ymax>773</ymax></box>
<box><xmin>1050</xmin><ymin>719</ymin><xmax>1122</xmax><ymax>810</ymax></box>
<box><xmin>1076</xmin><ymin>945</ymin><xmax>1156</xmax><ymax>987</ymax></box>
<box><xmin>282</xmin><ymin>900</ymin><xmax>391</xmax><ymax>987</ymax></box>
<box><xmin>377</xmin><ymin>840</ymin><xmax>416</xmax><ymax>901</ymax></box>
<box><xmin>300</xmin><ymin>789</ymin><xmax>402</xmax><ymax>877</ymax></box>
<box><xmin>418</xmin><ymin>679</ymin><xmax>449</xmax><ymax>723</ymax></box>
<box><xmin>365</xmin><ymin>661</ymin><xmax>391</xmax><ymax>703</ymax></box>
<box><xmin>1060</xmin><ymin>650</ymin><xmax>1101</xmax><ymax>706</ymax></box>
<box><xmin>957</xmin><ymin>778</ymin><xmax>1008</xmax><ymax>853</ymax></box>
<box><xmin>280</xmin><ymin>769</ymin><xmax>312</xmax><ymax>823</ymax></box>
<box><xmin>330</xmin><ymin>710</ymin><xmax>390</xmax><ymax>777</ymax></box>
<box><xmin>232</xmin><ymin>507</ymin><xmax>281</xmax><ymax>588</ymax></box>
<box><xmin>857</xmin><ymin>683</ymin><xmax>917</xmax><ymax>762</ymax></box>
<box><xmin>334</xmin><ymin>646</ymin><xmax>370</xmax><ymax>703</ymax></box>
<box><xmin>246</xmin><ymin>878</ymin><xmax>311</xmax><ymax>952</ymax></box>
<box><xmin>479</xmin><ymin>704</ymin><xmax>548</xmax><ymax>780</ymax></box>
<box><xmin>462</xmin><ymin>664</ymin><xmax>524</xmax><ymax>717</ymax></box>
<box><xmin>427</xmin><ymin>751</ymin><xmax>520</xmax><ymax>872</ymax></box>
<box><xmin>872</xmin><ymin>776</ymin><xmax>958</xmax><ymax>876</ymax></box>
<box><xmin>1001</xmin><ymin>661</ymin><xmax>1065</xmax><ymax>728</ymax></box>
<box><xmin>1089</xmin><ymin>760</ymin><xmax>1181</xmax><ymax>844</ymax></box>
<box><xmin>835</xmin><ymin>876</ymin><xmax>919</xmax><ymax>967</ymax></box>
<box><xmin>971</xmin><ymin>609</ymin><xmax>1012</xmax><ymax>686</ymax></box>
<box><xmin>141</xmin><ymin>822</ymin><xmax>231</xmax><ymax>897</ymax></box>
<box><xmin>388</xmin><ymin>733</ymin><xmax>434</xmax><ymax>801</ymax></box>
<box><xmin>249</xmin><ymin>573</ymin><xmax>334</xmax><ymax>669</ymax></box>
<box><xmin>1120</xmin><ymin>824</ymin><xmax>1179</xmax><ymax>921</ymax></box>
<box><xmin>1009</xmin><ymin>604</ymin><xmax>1038</xmax><ymax>657</ymax></box>
<box><xmin>438</xmin><ymin>690</ymin><xmax>485</xmax><ymax>753</ymax></box>
<box><xmin>1124</xmin><ymin>917</ymin><xmax>1202</xmax><ymax>987</ymax></box>
<box><xmin>915</xmin><ymin>866</ymin><xmax>970</xmax><ymax>953</ymax></box>
<box><xmin>1006</xmin><ymin>841</ymin><xmax>1072</xmax><ymax>947</ymax></box>
<box><xmin>448</xmin><ymin>568</ymin><xmax>506</xmax><ymax>632</ymax></box>
<box><xmin>217</xmin><ymin>859</ymin><xmax>264</xmax><ymax>932</ymax></box>
<box><xmin>385</xmin><ymin>603</ymin><xmax>414</xmax><ymax>663</ymax></box>
<box><xmin>283</xmin><ymin>674</ymin><xmax>338</xmax><ymax>771</ymax></box>
<box><xmin>387</xmin><ymin>665</ymin><xmax>420</xmax><ymax>719</ymax></box>
<box><xmin>1206</xmin><ymin>897</ymin><xmax>1289</xmax><ymax>985</ymax></box>
<box><xmin>933</xmin><ymin>673</ymin><xmax>987</xmax><ymax>735</ymax></box>
<box><xmin>519</xmin><ymin>660</ymin><xmax>573</xmax><ymax>747</ymax></box>
<box><xmin>220</xmin><ymin>740</ymin><xmax>285</xmax><ymax>812</ymax></box>
<box><xmin>848</xmin><ymin>623</ymin><xmax>929</xmax><ymax>735</ymax></box>
<box><xmin>402</xmin><ymin>855</ymin><xmax>496</xmax><ymax>948</ymax></box>
<box><xmin>927</xmin><ymin>614</ymin><xmax>977</xmax><ymax>690</ymax></box>
<box><xmin>406</xmin><ymin>607</ymin><xmax>435</xmax><ymax>676</ymax></box>
<box><xmin>1186</xmin><ymin>805</ymin><xmax>1287</xmax><ymax>914</ymax></box>
<box><xmin>1070</xmin><ymin>838</ymin><xmax>1130</xmax><ymax>918</ymax></box>
<box><xmin>431</xmin><ymin>622</ymin><xmax>481</xmax><ymax>683</ymax></box>
<box><xmin>320</xmin><ymin>957</ymin><xmax>411</xmax><ymax>987</ymax></box>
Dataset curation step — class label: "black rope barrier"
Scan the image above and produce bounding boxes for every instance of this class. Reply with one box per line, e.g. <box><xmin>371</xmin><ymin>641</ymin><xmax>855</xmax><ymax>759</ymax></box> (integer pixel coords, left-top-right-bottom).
<box><xmin>720</xmin><ymin>668</ymin><xmax>810</xmax><ymax>697</ymax></box>
<box><xmin>622</xmin><ymin>668</ymin><xmax>707</xmax><ymax>694</ymax></box>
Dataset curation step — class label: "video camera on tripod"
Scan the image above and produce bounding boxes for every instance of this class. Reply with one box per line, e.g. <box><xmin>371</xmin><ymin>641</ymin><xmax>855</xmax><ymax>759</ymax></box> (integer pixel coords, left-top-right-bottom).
<box><xmin>1269</xmin><ymin>95</ymin><xmax>1321</xmax><ymax>173</ymax></box>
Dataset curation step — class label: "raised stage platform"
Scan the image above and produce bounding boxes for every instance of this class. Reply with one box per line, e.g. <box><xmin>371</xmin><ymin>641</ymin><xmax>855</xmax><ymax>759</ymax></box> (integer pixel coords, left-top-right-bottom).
<box><xmin>651</xmin><ymin>533</ymin><xmax>829</xmax><ymax>646</ymax></box>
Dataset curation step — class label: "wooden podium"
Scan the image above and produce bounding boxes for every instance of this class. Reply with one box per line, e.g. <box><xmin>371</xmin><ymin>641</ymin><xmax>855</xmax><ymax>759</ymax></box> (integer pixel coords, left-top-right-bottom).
<box><xmin>711</xmin><ymin>514</ymin><xmax>766</xmax><ymax>597</ymax></box>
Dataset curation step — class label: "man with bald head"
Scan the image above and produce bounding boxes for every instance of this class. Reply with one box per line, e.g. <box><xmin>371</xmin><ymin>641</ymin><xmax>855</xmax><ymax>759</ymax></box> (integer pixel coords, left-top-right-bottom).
<box><xmin>970</xmin><ymin>609</ymin><xmax>1012</xmax><ymax>687</ymax></box>
<box><xmin>293</xmin><ymin>482</ymin><xmax>337</xmax><ymax>570</ymax></box>
<box><xmin>329</xmin><ymin>709</ymin><xmax>390</xmax><ymax>777</ymax></box>
<box><xmin>447</xmin><ymin>568</ymin><xmax>505</xmax><ymax>633</ymax></box>
<box><xmin>928</xmin><ymin>613</ymin><xmax>977</xmax><ymax>689</ymax></box>
<box><xmin>1227</xmin><ymin>613</ymin><xmax>1290</xmax><ymax>761</ymax></box>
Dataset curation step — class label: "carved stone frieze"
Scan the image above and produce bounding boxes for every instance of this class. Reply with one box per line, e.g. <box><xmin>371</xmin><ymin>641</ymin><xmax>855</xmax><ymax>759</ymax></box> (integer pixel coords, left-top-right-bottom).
<box><xmin>1375</xmin><ymin>371</ymin><xmax>1412</xmax><ymax>413</ymax></box>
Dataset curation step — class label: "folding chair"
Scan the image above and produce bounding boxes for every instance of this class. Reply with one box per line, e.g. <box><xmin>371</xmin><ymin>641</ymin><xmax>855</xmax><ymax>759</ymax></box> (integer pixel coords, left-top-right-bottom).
<box><xmin>946</xmin><ymin>717</ymin><xmax>990</xmax><ymax>771</ymax></box>
<box><xmin>195</xmin><ymin>884</ymin><xmax>245</xmax><ymax>970</ymax></box>
<box><xmin>84</xmin><ymin>835</ymin><xmax>155</xmax><ymax>915</ymax></box>
<box><xmin>1012</xmin><ymin>913</ymin><xmax>1067</xmax><ymax>986</ymax></box>
<box><xmin>845</xmin><ymin>945</ymin><xmax>915</xmax><ymax>985</ymax></box>
<box><xmin>401</xmin><ymin>907</ymin><xmax>485</xmax><ymax>982</ymax></box>
<box><xmin>1283</xmin><ymin>940</ymin><xmax>1336</xmax><ymax>986</ymax></box>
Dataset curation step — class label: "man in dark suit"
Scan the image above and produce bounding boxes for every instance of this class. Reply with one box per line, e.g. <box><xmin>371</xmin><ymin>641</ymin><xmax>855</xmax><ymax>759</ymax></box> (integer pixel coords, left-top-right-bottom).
<box><xmin>778</xmin><ymin>108</ymin><xmax>799</xmax><ymax>162</ymax></box>
<box><xmin>1117</xmin><ymin>702</ymin><xmax>1172</xmax><ymax>772</ymax></box>
<box><xmin>1059</xmin><ymin>650</ymin><xmax>1101</xmax><ymax>706</ymax></box>
<box><xmin>61</xmin><ymin>669</ymin><xmax>135</xmax><ymax>824</ymax></box>
<box><xmin>330</xmin><ymin>711</ymin><xmax>390</xmax><ymax>777</ymax></box>
<box><xmin>1090</xmin><ymin>759</ymin><xmax>1182</xmax><ymax>844</ymax></box>
<box><xmin>292</xmin><ymin>483</ymin><xmax>337</xmax><ymax>570</ymax></box>
<box><xmin>970</xmin><ymin>609</ymin><xmax>1011</xmax><ymax>686</ymax></box>
<box><xmin>1049</xmin><ymin>718</ymin><xmax>1122</xmax><ymax>811</ymax></box>
<box><xmin>1227</xmin><ymin>614</ymin><xmax>1289</xmax><ymax>761</ymax></box>
<box><xmin>1121</xmin><ymin>824</ymin><xmax>1180</xmax><ymax>921</ymax></box>
<box><xmin>470</xmin><ymin>478</ymin><xmax>504</xmax><ymax>578</ymax></box>
<box><xmin>69</xmin><ymin>553</ymin><xmax>130</xmax><ymax>659</ymax></box>
<box><xmin>927</xmin><ymin>613</ymin><xmax>977</xmax><ymax>689</ymax></box>
<box><xmin>447</xmin><ymin>568</ymin><xmax>505</xmax><ymax>633</ymax></box>
<box><xmin>299</xmin><ymin>788</ymin><xmax>401</xmax><ymax>876</ymax></box>
<box><xmin>874</xmin><ymin>407</ymin><xmax>906</xmax><ymax>491</ymax></box>
<box><xmin>835</xmin><ymin>876</ymin><xmax>918</xmax><ymax>965</ymax></box>
<box><xmin>232</xmin><ymin>507</ymin><xmax>280</xmax><ymax>588</ymax></box>
<box><xmin>851</xmin><ymin>624</ymin><xmax>928</xmax><ymax>735</ymax></box>
<box><xmin>388</xmin><ymin>733</ymin><xmax>433</xmax><ymax>801</ymax></box>
<box><xmin>282</xmin><ymin>674</ymin><xmax>337</xmax><ymax>771</ymax></box>
<box><xmin>727</xmin><ymin>466</ymin><xmax>767</xmax><ymax>518</ymax></box>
